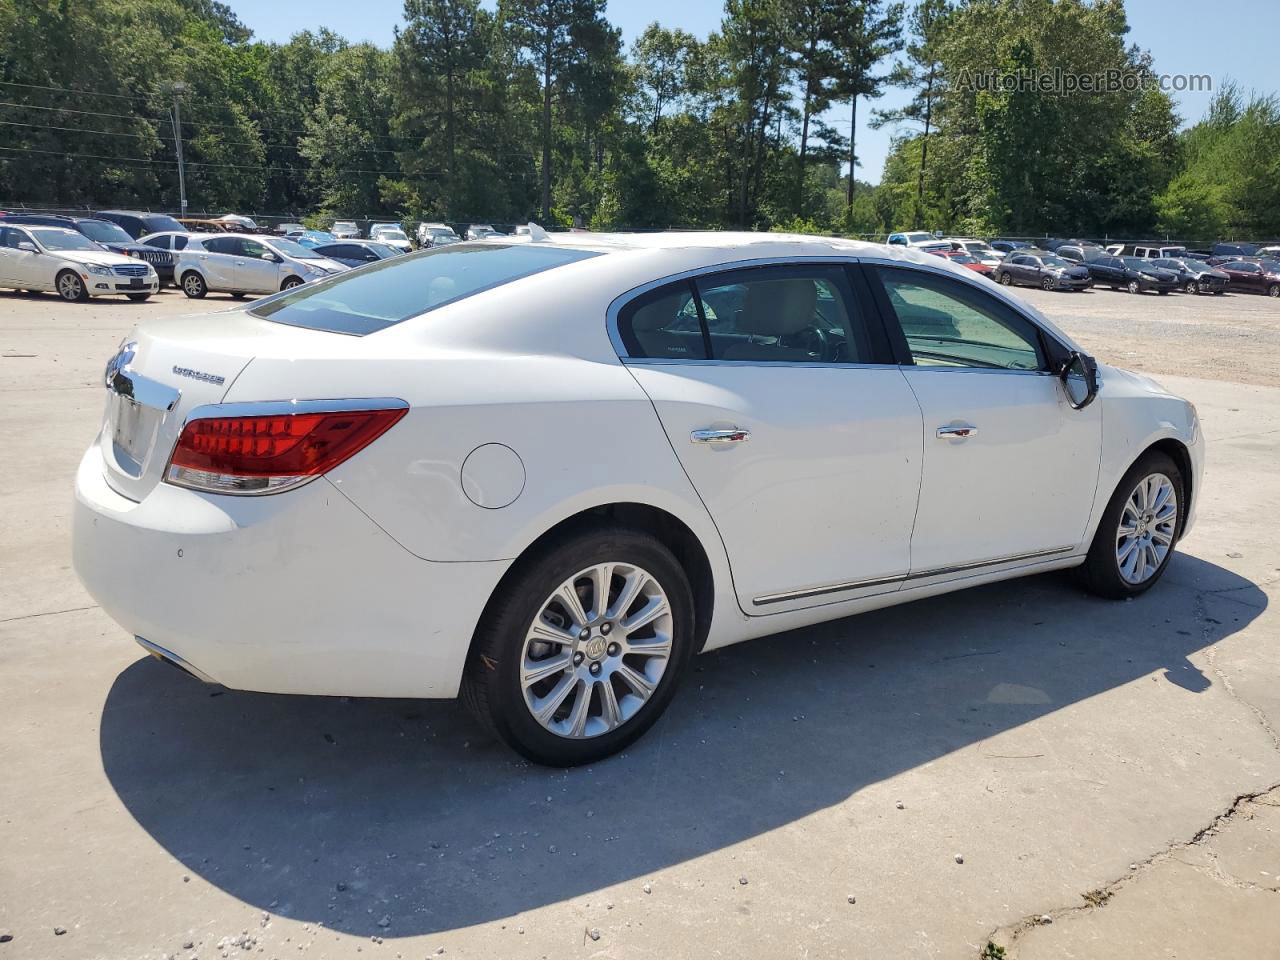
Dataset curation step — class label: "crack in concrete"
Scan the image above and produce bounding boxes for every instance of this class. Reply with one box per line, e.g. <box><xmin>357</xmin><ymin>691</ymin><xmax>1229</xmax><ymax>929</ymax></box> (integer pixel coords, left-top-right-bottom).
<box><xmin>982</xmin><ymin>785</ymin><xmax>1280</xmax><ymax>957</ymax></box>
<box><xmin>979</xmin><ymin>580</ymin><xmax>1280</xmax><ymax>958</ymax></box>
<box><xmin>0</xmin><ymin>603</ymin><xmax>99</xmax><ymax>624</ymax></box>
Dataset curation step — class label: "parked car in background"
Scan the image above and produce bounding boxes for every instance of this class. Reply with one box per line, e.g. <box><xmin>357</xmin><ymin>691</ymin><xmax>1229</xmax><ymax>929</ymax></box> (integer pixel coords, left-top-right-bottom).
<box><xmin>71</xmin><ymin>232</ymin><xmax>1202</xmax><ymax>765</ymax></box>
<box><xmin>218</xmin><ymin>214</ymin><xmax>259</xmax><ymax>231</ymax></box>
<box><xmin>1084</xmin><ymin>255</ymin><xmax>1179</xmax><ymax>294</ymax></box>
<box><xmin>1215</xmin><ymin>259</ymin><xmax>1280</xmax><ymax>297</ymax></box>
<box><xmin>990</xmin><ymin>239</ymin><xmax>1032</xmax><ymax>255</ymax></box>
<box><xmin>417</xmin><ymin>222</ymin><xmax>460</xmax><ymax>247</ymax></box>
<box><xmin>0</xmin><ymin>224</ymin><xmax>158</xmax><ymax>301</ymax></box>
<box><xmin>1213</xmin><ymin>242</ymin><xmax>1262</xmax><ymax>259</ymax></box>
<box><xmin>1150</xmin><ymin>258</ymin><xmax>1229</xmax><ymax>295</ymax></box>
<box><xmin>177</xmin><ymin>218</ymin><xmax>236</xmax><ymax>233</ymax></box>
<box><xmin>93</xmin><ymin>209</ymin><xmax>187</xmax><ymax>239</ymax></box>
<box><xmin>886</xmin><ymin>230</ymin><xmax>951</xmax><ymax>254</ymax></box>
<box><xmin>1056</xmin><ymin>243</ymin><xmax>1108</xmax><ymax>264</ymax></box>
<box><xmin>310</xmin><ymin>240</ymin><xmax>403</xmax><ymax>268</ymax></box>
<box><xmin>994</xmin><ymin>252</ymin><xmax>1092</xmax><ymax>291</ymax></box>
<box><xmin>944</xmin><ymin>238</ymin><xmax>1004</xmax><ymax>263</ymax></box>
<box><xmin>466</xmin><ymin>223</ymin><xmax>505</xmax><ymax>240</ymax></box>
<box><xmin>0</xmin><ymin>214</ymin><xmax>175</xmax><ymax>285</ymax></box>
<box><xmin>295</xmin><ymin>230</ymin><xmax>338</xmax><ymax>249</ymax></box>
<box><xmin>944</xmin><ymin>253</ymin><xmax>994</xmax><ymax>276</ymax></box>
<box><xmin>275</xmin><ymin>222</ymin><xmax>306</xmax><ymax>235</ymax></box>
<box><xmin>332</xmin><ymin>220</ymin><xmax>361</xmax><ymax>239</ymax></box>
<box><xmin>369</xmin><ymin>224</ymin><xmax>413</xmax><ymax>253</ymax></box>
<box><xmin>175</xmin><ymin>233</ymin><xmax>347</xmax><ymax>299</ymax></box>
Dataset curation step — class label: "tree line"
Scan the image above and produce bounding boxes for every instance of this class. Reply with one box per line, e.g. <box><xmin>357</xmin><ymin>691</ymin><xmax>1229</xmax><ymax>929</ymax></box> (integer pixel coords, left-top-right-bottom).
<box><xmin>1</xmin><ymin>0</ymin><xmax>1277</xmax><ymax>240</ymax></box>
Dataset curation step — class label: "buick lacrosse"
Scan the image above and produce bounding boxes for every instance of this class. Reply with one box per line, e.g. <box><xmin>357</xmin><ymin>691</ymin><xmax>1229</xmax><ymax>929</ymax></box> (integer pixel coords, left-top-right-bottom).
<box><xmin>74</xmin><ymin>232</ymin><xmax>1202</xmax><ymax>765</ymax></box>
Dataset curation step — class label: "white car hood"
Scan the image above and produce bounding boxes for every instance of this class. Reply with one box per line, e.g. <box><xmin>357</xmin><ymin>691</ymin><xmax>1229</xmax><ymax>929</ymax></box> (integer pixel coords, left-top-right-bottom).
<box><xmin>62</xmin><ymin>250</ymin><xmax>138</xmax><ymax>268</ymax></box>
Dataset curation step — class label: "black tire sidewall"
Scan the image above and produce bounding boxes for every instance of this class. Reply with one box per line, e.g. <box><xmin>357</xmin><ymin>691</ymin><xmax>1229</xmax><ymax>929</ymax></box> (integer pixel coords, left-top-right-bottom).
<box><xmin>1082</xmin><ymin>451</ymin><xmax>1184</xmax><ymax>599</ymax></box>
<box><xmin>181</xmin><ymin>272</ymin><xmax>206</xmax><ymax>298</ymax></box>
<box><xmin>467</xmin><ymin>528</ymin><xmax>695</xmax><ymax>766</ymax></box>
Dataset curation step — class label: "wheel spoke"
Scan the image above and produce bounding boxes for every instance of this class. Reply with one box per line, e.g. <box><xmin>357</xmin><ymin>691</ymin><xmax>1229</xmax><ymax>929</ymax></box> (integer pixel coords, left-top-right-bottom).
<box><xmin>598</xmin><ymin>679</ymin><xmax>622</xmax><ymax>731</ymax></box>
<box><xmin>625</xmin><ymin>636</ymin><xmax>672</xmax><ymax>659</ymax></box>
<box><xmin>533</xmin><ymin>674</ymin><xmax>577</xmax><ymax>724</ymax></box>
<box><xmin>616</xmin><ymin>663</ymin><xmax>656</xmax><ymax>700</ymax></box>
<box><xmin>608</xmin><ymin>569</ymin><xmax>646</xmax><ymax>621</ymax></box>
<box><xmin>521</xmin><ymin>653</ymin><xmax>571</xmax><ymax>687</ymax></box>
<box><xmin>587</xmin><ymin>564</ymin><xmax>613</xmax><ymax>620</ymax></box>
<box><xmin>529</xmin><ymin>618</ymin><xmax>576</xmax><ymax>647</ymax></box>
<box><xmin>1151</xmin><ymin>529</ymin><xmax>1174</xmax><ymax>546</ymax></box>
<box><xmin>621</xmin><ymin>596</ymin><xmax>668</xmax><ymax>635</ymax></box>
<box><xmin>565</xmin><ymin>679</ymin><xmax>593</xmax><ymax>737</ymax></box>
<box><xmin>554</xmin><ymin>579</ymin><xmax>590</xmax><ymax>631</ymax></box>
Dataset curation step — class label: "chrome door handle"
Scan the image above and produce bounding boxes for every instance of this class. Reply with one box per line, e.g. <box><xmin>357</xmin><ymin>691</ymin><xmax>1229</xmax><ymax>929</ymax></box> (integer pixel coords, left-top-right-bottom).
<box><xmin>936</xmin><ymin>424</ymin><xmax>978</xmax><ymax>440</ymax></box>
<box><xmin>691</xmin><ymin>428</ymin><xmax>751</xmax><ymax>445</ymax></box>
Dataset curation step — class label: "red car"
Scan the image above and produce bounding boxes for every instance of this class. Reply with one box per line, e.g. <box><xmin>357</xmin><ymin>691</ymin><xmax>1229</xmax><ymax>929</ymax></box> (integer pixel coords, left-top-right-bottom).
<box><xmin>943</xmin><ymin>252</ymin><xmax>994</xmax><ymax>275</ymax></box>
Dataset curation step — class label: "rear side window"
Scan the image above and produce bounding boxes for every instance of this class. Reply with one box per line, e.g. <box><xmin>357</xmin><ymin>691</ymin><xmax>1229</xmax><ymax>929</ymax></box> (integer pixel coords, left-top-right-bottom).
<box><xmin>251</xmin><ymin>243</ymin><xmax>600</xmax><ymax>336</ymax></box>
<box><xmin>204</xmin><ymin>236</ymin><xmax>238</xmax><ymax>254</ymax></box>
<box><xmin>617</xmin><ymin>282</ymin><xmax>707</xmax><ymax>360</ymax></box>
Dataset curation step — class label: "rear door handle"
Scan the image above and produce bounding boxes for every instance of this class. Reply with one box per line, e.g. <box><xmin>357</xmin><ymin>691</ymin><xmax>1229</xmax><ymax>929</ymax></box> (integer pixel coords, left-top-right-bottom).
<box><xmin>936</xmin><ymin>424</ymin><xmax>978</xmax><ymax>440</ymax></box>
<box><xmin>691</xmin><ymin>428</ymin><xmax>751</xmax><ymax>445</ymax></box>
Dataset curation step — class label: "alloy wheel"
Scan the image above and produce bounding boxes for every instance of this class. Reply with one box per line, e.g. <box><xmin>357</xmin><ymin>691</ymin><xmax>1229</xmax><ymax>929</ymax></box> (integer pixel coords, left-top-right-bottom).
<box><xmin>520</xmin><ymin>562</ymin><xmax>673</xmax><ymax>739</ymax></box>
<box><xmin>182</xmin><ymin>273</ymin><xmax>205</xmax><ymax>297</ymax></box>
<box><xmin>1185</xmin><ymin>280</ymin><xmax>1197</xmax><ymax>294</ymax></box>
<box><xmin>1041</xmin><ymin>276</ymin><xmax>1054</xmax><ymax>290</ymax></box>
<box><xmin>1127</xmin><ymin>280</ymin><xmax>1140</xmax><ymax>294</ymax></box>
<box><xmin>1115</xmin><ymin>472</ymin><xmax>1178</xmax><ymax>585</ymax></box>
<box><xmin>57</xmin><ymin>272</ymin><xmax>84</xmax><ymax>301</ymax></box>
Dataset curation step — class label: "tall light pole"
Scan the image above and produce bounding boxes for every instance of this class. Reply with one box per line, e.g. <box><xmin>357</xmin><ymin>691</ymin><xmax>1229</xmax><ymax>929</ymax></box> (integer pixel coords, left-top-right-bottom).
<box><xmin>169</xmin><ymin>82</ymin><xmax>189</xmax><ymax>217</ymax></box>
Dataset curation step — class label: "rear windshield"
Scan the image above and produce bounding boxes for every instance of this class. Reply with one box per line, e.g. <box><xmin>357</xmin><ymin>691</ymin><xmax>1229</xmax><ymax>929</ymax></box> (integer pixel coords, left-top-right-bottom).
<box><xmin>249</xmin><ymin>243</ymin><xmax>600</xmax><ymax>335</ymax></box>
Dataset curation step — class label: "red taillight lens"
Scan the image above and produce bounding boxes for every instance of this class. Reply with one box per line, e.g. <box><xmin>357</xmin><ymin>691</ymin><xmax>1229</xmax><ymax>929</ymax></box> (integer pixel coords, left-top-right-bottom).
<box><xmin>167</xmin><ymin>406</ymin><xmax>406</xmax><ymax>495</ymax></box>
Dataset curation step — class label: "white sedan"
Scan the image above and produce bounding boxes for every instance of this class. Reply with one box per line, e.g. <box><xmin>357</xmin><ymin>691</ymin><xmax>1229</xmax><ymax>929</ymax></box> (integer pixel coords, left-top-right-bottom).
<box><xmin>0</xmin><ymin>224</ymin><xmax>159</xmax><ymax>301</ymax></box>
<box><xmin>73</xmin><ymin>233</ymin><xmax>1202</xmax><ymax>765</ymax></box>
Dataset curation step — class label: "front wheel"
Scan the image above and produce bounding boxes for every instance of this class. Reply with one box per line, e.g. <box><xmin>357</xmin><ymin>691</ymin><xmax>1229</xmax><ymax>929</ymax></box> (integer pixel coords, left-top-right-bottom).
<box><xmin>280</xmin><ymin>276</ymin><xmax>304</xmax><ymax>291</ymax></box>
<box><xmin>1077</xmin><ymin>451</ymin><xmax>1183</xmax><ymax>600</ymax></box>
<box><xmin>1268</xmin><ymin>284</ymin><xmax>1280</xmax><ymax>298</ymax></box>
<box><xmin>998</xmin><ymin>272</ymin><xmax>1013</xmax><ymax>286</ymax></box>
<box><xmin>462</xmin><ymin>526</ymin><xmax>695</xmax><ymax>766</ymax></box>
<box><xmin>181</xmin><ymin>271</ymin><xmax>207</xmax><ymax>299</ymax></box>
<box><xmin>1040</xmin><ymin>276</ymin><xmax>1055</xmax><ymax>291</ymax></box>
<box><xmin>1185</xmin><ymin>280</ymin><xmax>1198</xmax><ymax>294</ymax></box>
<box><xmin>56</xmin><ymin>270</ymin><xmax>88</xmax><ymax>302</ymax></box>
<box><xmin>1127</xmin><ymin>280</ymin><xmax>1141</xmax><ymax>294</ymax></box>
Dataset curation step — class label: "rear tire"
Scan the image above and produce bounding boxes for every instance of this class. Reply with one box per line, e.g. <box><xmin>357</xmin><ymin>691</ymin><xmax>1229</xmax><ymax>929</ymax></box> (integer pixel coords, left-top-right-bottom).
<box><xmin>181</xmin><ymin>271</ymin><xmax>207</xmax><ymax>299</ymax></box>
<box><xmin>1077</xmin><ymin>450</ymin><xmax>1184</xmax><ymax>600</ymax></box>
<box><xmin>56</xmin><ymin>270</ymin><xmax>88</xmax><ymax>302</ymax></box>
<box><xmin>461</xmin><ymin>526</ymin><xmax>696</xmax><ymax>766</ymax></box>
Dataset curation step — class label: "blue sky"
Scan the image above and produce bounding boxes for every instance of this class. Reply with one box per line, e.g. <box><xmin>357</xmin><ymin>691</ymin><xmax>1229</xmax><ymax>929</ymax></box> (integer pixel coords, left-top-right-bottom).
<box><xmin>224</xmin><ymin>0</ymin><xmax>1270</xmax><ymax>183</ymax></box>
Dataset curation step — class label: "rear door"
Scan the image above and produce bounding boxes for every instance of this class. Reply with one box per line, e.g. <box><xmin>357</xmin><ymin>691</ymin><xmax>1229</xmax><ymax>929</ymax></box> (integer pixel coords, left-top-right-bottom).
<box><xmin>198</xmin><ymin>236</ymin><xmax>239</xmax><ymax>290</ymax></box>
<box><xmin>619</xmin><ymin>262</ymin><xmax>924</xmax><ymax>614</ymax></box>
<box><xmin>866</xmin><ymin>264</ymin><xmax>1101</xmax><ymax>576</ymax></box>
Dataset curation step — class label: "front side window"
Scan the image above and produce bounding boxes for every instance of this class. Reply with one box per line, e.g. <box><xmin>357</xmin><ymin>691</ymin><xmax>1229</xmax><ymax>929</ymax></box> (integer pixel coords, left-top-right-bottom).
<box><xmin>872</xmin><ymin>267</ymin><xmax>1045</xmax><ymax>371</ymax></box>
<box><xmin>241</xmin><ymin>239</ymin><xmax>272</xmax><ymax>259</ymax></box>
<box><xmin>251</xmin><ymin>243</ymin><xmax>600</xmax><ymax>336</ymax></box>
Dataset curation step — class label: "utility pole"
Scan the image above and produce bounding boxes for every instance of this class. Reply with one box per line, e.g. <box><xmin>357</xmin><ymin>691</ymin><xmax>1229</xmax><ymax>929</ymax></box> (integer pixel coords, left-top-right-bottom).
<box><xmin>169</xmin><ymin>82</ymin><xmax>188</xmax><ymax>217</ymax></box>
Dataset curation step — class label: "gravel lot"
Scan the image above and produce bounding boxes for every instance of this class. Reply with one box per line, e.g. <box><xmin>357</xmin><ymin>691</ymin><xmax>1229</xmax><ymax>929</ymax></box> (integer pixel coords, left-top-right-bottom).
<box><xmin>1</xmin><ymin>284</ymin><xmax>1278</xmax><ymax>959</ymax></box>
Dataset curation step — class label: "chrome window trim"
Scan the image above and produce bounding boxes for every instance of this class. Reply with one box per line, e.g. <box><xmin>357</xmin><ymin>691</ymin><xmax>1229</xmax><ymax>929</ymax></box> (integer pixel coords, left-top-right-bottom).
<box><xmin>606</xmin><ymin>252</ymin><xmax>1078</xmax><ymax>369</ymax></box>
<box><xmin>752</xmin><ymin>545</ymin><xmax>1077</xmax><ymax>607</ymax></box>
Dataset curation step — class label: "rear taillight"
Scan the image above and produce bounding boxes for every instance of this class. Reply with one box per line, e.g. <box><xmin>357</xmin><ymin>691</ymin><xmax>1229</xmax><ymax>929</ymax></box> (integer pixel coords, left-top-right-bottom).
<box><xmin>166</xmin><ymin>405</ymin><xmax>407</xmax><ymax>495</ymax></box>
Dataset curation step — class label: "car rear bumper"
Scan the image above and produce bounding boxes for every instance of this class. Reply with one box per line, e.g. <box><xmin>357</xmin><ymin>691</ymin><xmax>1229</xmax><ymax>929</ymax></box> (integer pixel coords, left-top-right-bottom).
<box><xmin>72</xmin><ymin>443</ymin><xmax>508</xmax><ymax>698</ymax></box>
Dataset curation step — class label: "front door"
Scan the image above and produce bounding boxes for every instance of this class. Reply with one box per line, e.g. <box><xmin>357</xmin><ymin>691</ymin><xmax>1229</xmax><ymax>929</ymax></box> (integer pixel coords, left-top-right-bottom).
<box><xmin>620</xmin><ymin>262</ymin><xmax>924</xmax><ymax>614</ymax></box>
<box><xmin>866</xmin><ymin>264</ymin><xmax>1101</xmax><ymax>577</ymax></box>
<box><xmin>237</xmin><ymin>238</ymin><xmax>282</xmax><ymax>293</ymax></box>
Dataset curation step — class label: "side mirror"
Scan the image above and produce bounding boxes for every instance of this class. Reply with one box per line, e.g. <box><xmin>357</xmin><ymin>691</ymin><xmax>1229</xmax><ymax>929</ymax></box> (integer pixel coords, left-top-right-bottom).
<box><xmin>1061</xmin><ymin>351</ymin><xmax>1099</xmax><ymax>409</ymax></box>
<box><xmin>262</xmin><ymin>252</ymin><xmax>280</xmax><ymax>263</ymax></box>
<box><xmin>17</xmin><ymin>241</ymin><xmax>37</xmax><ymax>252</ymax></box>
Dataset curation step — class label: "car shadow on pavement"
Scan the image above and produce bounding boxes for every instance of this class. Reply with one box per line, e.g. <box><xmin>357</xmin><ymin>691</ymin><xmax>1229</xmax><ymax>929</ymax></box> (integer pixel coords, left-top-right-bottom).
<box><xmin>99</xmin><ymin>553</ymin><xmax>1265</xmax><ymax>938</ymax></box>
